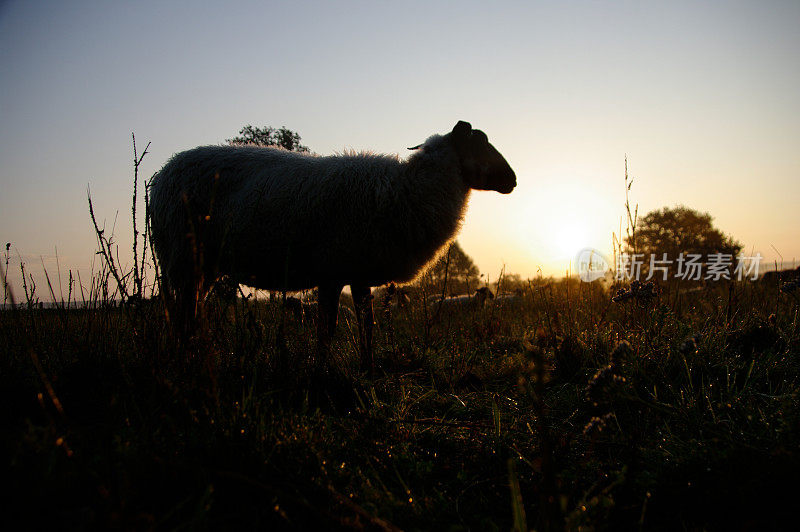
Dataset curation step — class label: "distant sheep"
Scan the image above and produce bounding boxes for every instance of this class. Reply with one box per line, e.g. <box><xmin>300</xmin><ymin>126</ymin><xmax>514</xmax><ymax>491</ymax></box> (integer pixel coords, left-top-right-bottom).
<box><xmin>391</xmin><ymin>289</ymin><xmax>411</xmax><ymax>310</ymax></box>
<box><xmin>431</xmin><ymin>287</ymin><xmax>495</xmax><ymax>311</ymax></box>
<box><xmin>379</xmin><ymin>283</ymin><xmax>411</xmax><ymax>311</ymax></box>
<box><xmin>148</xmin><ymin>121</ymin><xmax>516</xmax><ymax>371</ymax></box>
<box><xmin>494</xmin><ymin>288</ymin><xmax>525</xmax><ymax>305</ymax></box>
<box><xmin>760</xmin><ymin>266</ymin><xmax>800</xmax><ymax>285</ymax></box>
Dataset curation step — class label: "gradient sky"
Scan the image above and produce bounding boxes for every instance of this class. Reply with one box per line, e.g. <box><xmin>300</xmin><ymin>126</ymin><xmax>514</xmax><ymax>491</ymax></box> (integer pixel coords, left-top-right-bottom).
<box><xmin>1</xmin><ymin>1</ymin><xmax>798</xmax><ymax>299</ymax></box>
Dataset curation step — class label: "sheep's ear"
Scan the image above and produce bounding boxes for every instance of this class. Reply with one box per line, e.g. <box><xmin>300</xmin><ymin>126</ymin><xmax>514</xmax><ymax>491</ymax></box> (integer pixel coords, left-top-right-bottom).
<box><xmin>452</xmin><ymin>121</ymin><xmax>472</xmax><ymax>139</ymax></box>
<box><xmin>471</xmin><ymin>130</ymin><xmax>488</xmax><ymax>145</ymax></box>
<box><xmin>407</xmin><ymin>143</ymin><xmax>424</xmax><ymax>150</ymax></box>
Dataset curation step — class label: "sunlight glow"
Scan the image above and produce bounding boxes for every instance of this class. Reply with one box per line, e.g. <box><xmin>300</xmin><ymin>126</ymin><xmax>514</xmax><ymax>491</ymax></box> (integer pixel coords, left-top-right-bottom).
<box><xmin>553</xmin><ymin>222</ymin><xmax>590</xmax><ymax>260</ymax></box>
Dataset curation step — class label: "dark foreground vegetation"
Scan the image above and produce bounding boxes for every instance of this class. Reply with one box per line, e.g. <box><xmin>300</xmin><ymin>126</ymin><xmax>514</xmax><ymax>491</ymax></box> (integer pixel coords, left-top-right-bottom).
<box><xmin>2</xmin><ymin>272</ymin><xmax>799</xmax><ymax>531</ymax></box>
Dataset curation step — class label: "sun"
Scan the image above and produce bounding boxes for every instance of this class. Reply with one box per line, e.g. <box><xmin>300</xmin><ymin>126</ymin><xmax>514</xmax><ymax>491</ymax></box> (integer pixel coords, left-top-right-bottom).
<box><xmin>553</xmin><ymin>222</ymin><xmax>589</xmax><ymax>259</ymax></box>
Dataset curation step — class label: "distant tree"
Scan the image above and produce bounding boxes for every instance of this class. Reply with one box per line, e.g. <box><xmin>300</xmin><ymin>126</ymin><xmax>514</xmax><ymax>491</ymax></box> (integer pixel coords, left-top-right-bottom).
<box><xmin>625</xmin><ymin>206</ymin><xmax>742</xmax><ymax>279</ymax></box>
<box><xmin>422</xmin><ymin>241</ymin><xmax>481</xmax><ymax>296</ymax></box>
<box><xmin>227</xmin><ymin>125</ymin><xmax>310</xmax><ymax>152</ymax></box>
<box><xmin>496</xmin><ymin>273</ymin><xmax>526</xmax><ymax>294</ymax></box>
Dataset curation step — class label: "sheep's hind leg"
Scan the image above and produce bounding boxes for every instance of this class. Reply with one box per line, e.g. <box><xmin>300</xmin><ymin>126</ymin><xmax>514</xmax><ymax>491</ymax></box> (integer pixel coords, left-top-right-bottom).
<box><xmin>167</xmin><ymin>273</ymin><xmax>203</xmax><ymax>343</ymax></box>
<box><xmin>351</xmin><ymin>284</ymin><xmax>375</xmax><ymax>375</ymax></box>
<box><xmin>316</xmin><ymin>283</ymin><xmax>343</xmax><ymax>366</ymax></box>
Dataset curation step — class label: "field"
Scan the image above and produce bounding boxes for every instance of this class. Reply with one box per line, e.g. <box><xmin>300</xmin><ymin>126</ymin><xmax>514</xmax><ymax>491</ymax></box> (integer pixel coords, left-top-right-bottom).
<box><xmin>2</xmin><ymin>269</ymin><xmax>799</xmax><ymax>531</ymax></box>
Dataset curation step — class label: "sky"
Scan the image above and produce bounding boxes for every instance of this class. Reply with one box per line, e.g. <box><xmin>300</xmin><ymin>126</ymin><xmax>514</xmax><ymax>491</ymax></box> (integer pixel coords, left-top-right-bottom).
<box><xmin>1</xmin><ymin>0</ymin><xmax>798</xmax><ymax>299</ymax></box>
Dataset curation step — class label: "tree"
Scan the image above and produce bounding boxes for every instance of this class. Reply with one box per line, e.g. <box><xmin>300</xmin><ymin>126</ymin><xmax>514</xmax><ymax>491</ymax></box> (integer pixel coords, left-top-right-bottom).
<box><xmin>227</xmin><ymin>125</ymin><xmax>310</xmax><ymax>152</ymax></box>
<box><xmin>422</xmin><ymin>241</ymin><xmax>481</xmax><ymax>296</ymax></box>
<box><xmin>625</xmin><ymin>205</ymin><xmax>742</xmax><ymax>279</ymax></box>
<box><xmin>496</xmin><ymin>273</ymin><xmax>526</xmax><ymax>294</ymax></box>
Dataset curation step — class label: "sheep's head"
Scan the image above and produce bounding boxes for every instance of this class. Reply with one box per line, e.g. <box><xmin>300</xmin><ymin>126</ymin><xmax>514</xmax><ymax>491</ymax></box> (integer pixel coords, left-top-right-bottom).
<box><xmin>476</xmin><ymin>286</ymin><xmax>495</xmax><ymax>300</ymax></box>
<box><xmin>450</xmin><ymin>121</ymin><xmax>516</xmax><ymax>194</ymax></box>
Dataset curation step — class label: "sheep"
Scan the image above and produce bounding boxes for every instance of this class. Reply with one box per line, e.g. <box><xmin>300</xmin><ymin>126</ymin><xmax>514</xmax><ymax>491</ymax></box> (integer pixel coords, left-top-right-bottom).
<box><xmin>494</xmin><ymin>287</ymin><xmax>525</xmax><ymax>305</ymax></box>
<box><xmin>392</xmin><ymin>290</ymin><xmax>411</xmax><ymax>310</ymax></box>
<box><xmin>761</xmin><ymin>266</ymin><xmax>800</xmax><ymax>285</ymax></box>
<box><xmin>430</xmin><ymin>287</ymin><xmax>495</xmax><ymax>312</ymax></box>
<box><xmin>379</xmin><ymin>283</ymin><xmax>411</xmax><ymax>312</ymax></box>
<box><xmin>148</xmin><ymin>120</ymin><xmax>516</xmax><ymax>372</ymax></box>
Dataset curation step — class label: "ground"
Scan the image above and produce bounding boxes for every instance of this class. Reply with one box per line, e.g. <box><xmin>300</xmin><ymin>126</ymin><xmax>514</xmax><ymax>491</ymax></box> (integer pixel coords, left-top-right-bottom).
<box><xmin>2</xmin><ymin>277</ymin><xmax>799</xmax><ymax>530</ymax></box>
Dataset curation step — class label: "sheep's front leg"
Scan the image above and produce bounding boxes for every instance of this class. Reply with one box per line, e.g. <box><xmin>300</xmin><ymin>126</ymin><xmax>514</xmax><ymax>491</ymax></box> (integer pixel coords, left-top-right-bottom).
<box><xmin>351</xmin><ymin>284</ymin><xmax>375</xmax><ymax>374</ymax></box>
<box><xmin>316</xmin><ymin>283</ymin><xmax>343</xmax><ymax>364</ymax></box>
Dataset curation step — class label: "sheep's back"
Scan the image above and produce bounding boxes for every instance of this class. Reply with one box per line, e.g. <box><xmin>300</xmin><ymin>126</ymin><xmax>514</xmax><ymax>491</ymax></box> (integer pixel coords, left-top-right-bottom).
<box><xmin>149</xmin><ymin>145</ymin><xmax>405</xmax><ymax>290</ymax></box>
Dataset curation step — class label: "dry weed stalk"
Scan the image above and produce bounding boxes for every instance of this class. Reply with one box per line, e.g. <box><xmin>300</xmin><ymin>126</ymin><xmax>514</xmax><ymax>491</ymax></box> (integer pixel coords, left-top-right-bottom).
<box><xmin>87</xmin><ymin>133</ymin><xmax>153</xmax><ymax>304</ymax></box>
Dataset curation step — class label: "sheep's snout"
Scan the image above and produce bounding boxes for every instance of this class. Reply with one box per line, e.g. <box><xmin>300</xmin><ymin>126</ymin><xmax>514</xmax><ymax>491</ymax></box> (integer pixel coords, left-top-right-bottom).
<box><xmin>496</xmin><ymin>170</ymin><xmax>516</xmax><ymax>194</ymax></box>
<box><xmin>476</xmin><ymin>143</ymin><xmax>517</xmax><ymax>194</ymax></box>
<box><xmin>488</xmin><ymin>161</ymin><xmax>516</xmax><ymax>194</ymax></box>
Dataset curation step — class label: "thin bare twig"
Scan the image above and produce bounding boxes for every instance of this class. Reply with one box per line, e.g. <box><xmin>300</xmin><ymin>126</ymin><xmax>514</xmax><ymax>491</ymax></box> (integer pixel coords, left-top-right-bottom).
<box><xmin>88</xmin><ymin>185</ymin><xmax>129</xmax><ymax>302</ymax></box>
<box><xmin>131</xmin><ymin>133</ymin><xmax>151</xmax><ymax>299</ymax></box>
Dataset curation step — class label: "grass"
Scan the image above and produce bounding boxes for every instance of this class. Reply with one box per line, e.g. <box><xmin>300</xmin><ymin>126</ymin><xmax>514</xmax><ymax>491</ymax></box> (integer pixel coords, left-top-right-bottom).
<box><xmin>2</xmin><ymin>269</ymin><xmax>799</xmax><ymax>530</ymax></box>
